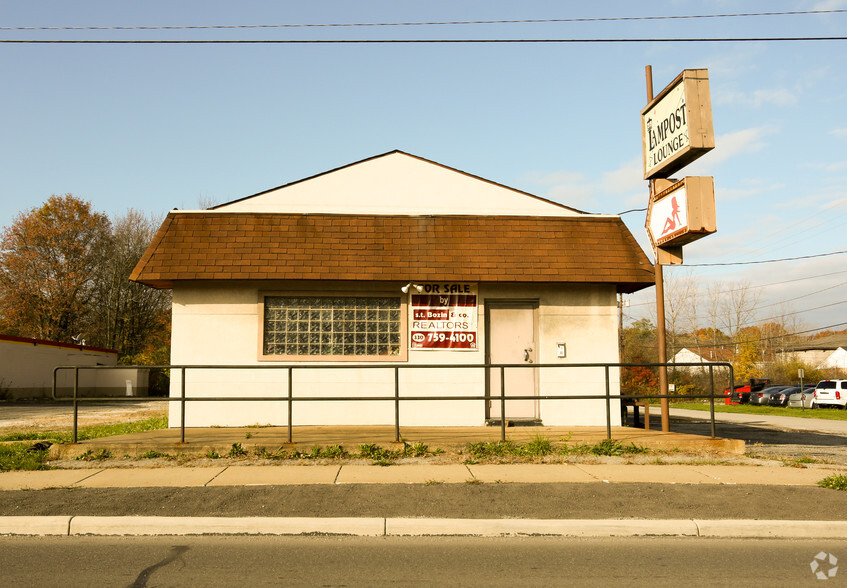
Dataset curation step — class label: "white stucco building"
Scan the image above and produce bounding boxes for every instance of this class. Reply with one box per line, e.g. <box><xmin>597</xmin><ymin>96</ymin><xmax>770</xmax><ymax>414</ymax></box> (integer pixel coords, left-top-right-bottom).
<box><xmin>131</xmin><ymin>151</ymin><xmax>654</xmax><ymax>427</ymax></box>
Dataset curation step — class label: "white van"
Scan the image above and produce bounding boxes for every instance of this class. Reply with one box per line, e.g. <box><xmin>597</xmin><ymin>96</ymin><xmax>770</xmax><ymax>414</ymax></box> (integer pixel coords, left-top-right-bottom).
<box><xmin>813</xmin><ymin>380</ymin><xmax>847</xmax><ymax>409</ymax></box>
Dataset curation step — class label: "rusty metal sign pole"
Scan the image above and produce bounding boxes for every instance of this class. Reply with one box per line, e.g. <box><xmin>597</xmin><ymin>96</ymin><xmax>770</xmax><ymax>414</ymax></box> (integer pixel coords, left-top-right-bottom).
<box><xmin>646</xmin><ymin>65</ymin><xmax>671</xmax><ymax>433</ymax></box>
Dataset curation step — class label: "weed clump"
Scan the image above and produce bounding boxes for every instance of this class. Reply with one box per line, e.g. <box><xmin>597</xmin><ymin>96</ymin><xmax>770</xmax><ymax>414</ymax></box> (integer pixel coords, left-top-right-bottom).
<box><xmin>818</xmin><ymin>475</ymin><xmax>847</xmax><ymax>491</ymax></box>
<box><xmin>227</xmin><ymin>443</ymin><xmax>248</xmax><ymax>458</ymax></box>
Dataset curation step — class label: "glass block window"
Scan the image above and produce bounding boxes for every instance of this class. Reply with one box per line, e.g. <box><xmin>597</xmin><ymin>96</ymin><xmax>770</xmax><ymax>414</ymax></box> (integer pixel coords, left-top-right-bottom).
<box><xmin>263</xmin><ymin>296</ymin><xmax>402</xmax><ymax>357</ymax></box>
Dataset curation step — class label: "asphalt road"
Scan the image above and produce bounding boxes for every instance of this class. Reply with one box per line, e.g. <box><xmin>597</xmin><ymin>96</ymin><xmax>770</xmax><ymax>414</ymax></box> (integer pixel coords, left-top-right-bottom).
<box><xmin>0</xmin><ymin>536</ymin><xmax>841</xmax><ymax>586</ymax></box>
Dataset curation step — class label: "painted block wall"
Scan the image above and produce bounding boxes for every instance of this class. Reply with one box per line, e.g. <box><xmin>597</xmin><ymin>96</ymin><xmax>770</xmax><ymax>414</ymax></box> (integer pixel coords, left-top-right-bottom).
<box><xmin>168</xmin><ymin>281</ymin><xmax>622</xmax><ymax>427</ymax></box>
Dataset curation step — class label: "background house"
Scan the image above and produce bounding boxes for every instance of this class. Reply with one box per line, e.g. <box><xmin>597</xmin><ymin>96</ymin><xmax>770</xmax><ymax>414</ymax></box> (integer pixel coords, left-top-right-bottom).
<box><xmin>777</xmin><ymin>334</ymin><xmax>847</xmax><ymax>373</ymax></box>
<box><xmin>670</xmin><ymin>347</ymin><xmax>715</xmax><ymax>373</ymax></box>
<box><xmin>0</xmin><ymin>334</ymin><xmax>148</xmax><ymax>399</ymax></box>
<box><xmin>131</xmin><ymin>151</ymin><xmax>654</xmax><ymax>427</ymax></box>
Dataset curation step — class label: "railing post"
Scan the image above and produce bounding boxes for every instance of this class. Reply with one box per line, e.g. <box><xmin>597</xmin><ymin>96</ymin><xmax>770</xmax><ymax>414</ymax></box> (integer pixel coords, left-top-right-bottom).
<box><xmin>709</xmin><ymin>365</ymin><xmax>716</xmax><ymax>438</ymax></box>
<box><xmin>72</xmin><ymin>367</ymin><xmax>79</xmax><ymax>443</ymax></box>
<box><xmin>500</xmin><ymin>366</ymin><xmax>506</xmax><ymax>441</ymax></box>
<box><xmin>287</xmin><ymin>366</ymin><xmax>293</xmax><ymax>444</ymax></box>
<box><xmin>605</xmin><ymin>365</ymin><xmax>611</xmax><ymax>440</ymax></box>
<box><xmin>394</xmin><ymin>367</ymin><xmax>400</xmax><ymax>443</ymax></box>
<box><xmin>180</xmin><ymin>367</ymin><xmax>186</xmax><ymax>444</ymax></box>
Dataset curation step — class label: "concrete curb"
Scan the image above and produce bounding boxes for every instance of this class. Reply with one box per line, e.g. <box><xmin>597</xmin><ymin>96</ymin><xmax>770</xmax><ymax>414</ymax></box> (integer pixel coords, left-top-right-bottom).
<box><xmin>70</xmin><ymin>516</ymin><xmax>385</xmax><ymax>537</ymax></box>
<box><xmin>385</xmin><ymin>518</ymin><xmax>699</xmax><ymax>537</ymax></box>
<box><xmin>3</xmin><ymin>516</ymin><xmax>847</xmax><ymax>538</ymax></box>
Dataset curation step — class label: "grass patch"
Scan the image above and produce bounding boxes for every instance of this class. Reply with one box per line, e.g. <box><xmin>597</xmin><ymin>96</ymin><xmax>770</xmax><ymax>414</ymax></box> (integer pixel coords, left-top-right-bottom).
<box><xmin>524</xmin><ymin>434</ymin><xmax>555</xmax><ymax>456</ymax></box>
<box><xmin>466</xmin><ymin>440</ymin><xmax>522</xmax><ymax>458</ymax></box>
<box><xmin>75</xmin><ymin>448</ymin><xmax>112</xmax><ymax>461</ymax></box>
<box><xmin>358</xmin><ymin>443</ymin><xmax>396</xmax><ymax>462</ymax></box>
<box><xmin>672</xmin><ymin>402</ymin><xmax>847</xmax><ymax>420</ymax></box>
<box><xmin>404</xmin><ymin>441</ymin><xmax>443</xmax><ymax>458</ymax></box>
<box><xmin>466</xmin><ymin>438</ymin><xmax>648</xmax><ymax>459</ymax></box>
<box><xmin>0</xmin><ymin>416</ymin><xmax>169</xmax><ymax>444</ymax></box>
<box><xmin>139</xmin><ymin>450</ymin><xmax>171</xmax><ymax>460</ymax></box>
<box><xmin>818</xmin><ymin>475</ymin><xmax>847</xmax><ymax>491</ymax></box>
<box><xmin>562</xmin><ymin>439</ymin><xmax>649</xmax><ymax>457</ymax></box>
<box><xmin>0</xmin><ymin>443</ymin><xmax>52</xmax><ymax>472</ymax></box>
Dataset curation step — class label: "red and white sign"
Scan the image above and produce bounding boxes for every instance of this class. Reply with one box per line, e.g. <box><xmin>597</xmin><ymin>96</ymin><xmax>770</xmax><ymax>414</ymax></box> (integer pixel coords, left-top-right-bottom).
<box><xmin>645</xmin><ymin>177</ymin><xmax>716</xmax><ymax>248</ymax></box>
<box><xmin>410</xmin><ymin>283</ymin><xmax>478</xmax><ymax>350</ymax></box>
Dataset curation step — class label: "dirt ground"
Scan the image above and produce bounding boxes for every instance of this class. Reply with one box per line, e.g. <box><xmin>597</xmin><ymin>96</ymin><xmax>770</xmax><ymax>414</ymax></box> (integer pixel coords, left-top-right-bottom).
<box><xmin>0</xmin><ymin>401</ymin><xmax>166</xmax><ymax>431</ymax></box>
<box><xmin>2</xmin><ymin>482</ymin><xmax>847</xmax><ymax>520</ymax></box>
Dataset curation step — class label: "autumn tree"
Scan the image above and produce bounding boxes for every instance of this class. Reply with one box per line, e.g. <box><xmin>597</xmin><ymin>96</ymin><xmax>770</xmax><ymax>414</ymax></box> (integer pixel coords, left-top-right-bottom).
<box><xmin>733</xmin><ymin>327</ymin><xmax>764</xmax><ymax>381</ymax></box>
<box><xmin>621</xmin><ymin>318</ymin><xmax>659</xmax><ymax>396</ymax></box>
<box><xmin>0</xmin><ymin>194</ymin><xmax>111</xmax><ymax>342</ymax></box>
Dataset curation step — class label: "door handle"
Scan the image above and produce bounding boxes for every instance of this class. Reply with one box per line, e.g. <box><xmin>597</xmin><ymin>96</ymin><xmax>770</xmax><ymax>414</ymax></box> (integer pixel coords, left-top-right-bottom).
<box><xmin>524</xmin><ymin>348</ymin><xmax>533</xmax><ymax>363</ymax></box>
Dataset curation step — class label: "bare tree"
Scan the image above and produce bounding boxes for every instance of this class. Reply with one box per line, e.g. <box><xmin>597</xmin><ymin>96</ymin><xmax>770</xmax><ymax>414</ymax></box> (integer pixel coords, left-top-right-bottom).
<box><xmin>89</xmin><ymin>209</ymin><xmax>171</xmax><ymax>358</ymax></box>
<box><xmin>720</xmin><ymin>280</ymin><xmax>761</xmax><ymax>340</ymax></box>
<box><xmin>663</xmin><ymin>269</ymin><xmax>696</xmax><ymax>361</ymax></box>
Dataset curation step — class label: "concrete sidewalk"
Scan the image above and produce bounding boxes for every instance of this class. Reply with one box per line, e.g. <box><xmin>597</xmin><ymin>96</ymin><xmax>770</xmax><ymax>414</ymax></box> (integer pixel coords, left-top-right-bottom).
<box><xmin>1</xmin><ymin>463</ymin><xmax>844</xmax><ymax>490</ymax></box>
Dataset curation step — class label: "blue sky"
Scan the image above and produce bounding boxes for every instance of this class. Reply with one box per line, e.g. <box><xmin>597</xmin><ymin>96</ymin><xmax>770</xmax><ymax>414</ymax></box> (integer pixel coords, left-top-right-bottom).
<box><xmin>2</xmin><ymin>1</ymin><xmax>846</xmax><ymax>334</ymax></box>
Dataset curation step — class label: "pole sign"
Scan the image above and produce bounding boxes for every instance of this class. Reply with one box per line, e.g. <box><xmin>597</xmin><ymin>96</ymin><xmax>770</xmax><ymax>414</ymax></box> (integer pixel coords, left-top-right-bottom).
<box><xmin>645</xmin><ymin>177</ymin><xmax>716</xmax><ymax>248</ymax></box>
<box><xmin>642</xmin><ymin>69</ymin><xmax>714</xmax><ymax>180</ymax></box>
<box><xmin>409</xmin><ymin>283</ymin><xmax>478</xmax><ymax>350</ymax></box>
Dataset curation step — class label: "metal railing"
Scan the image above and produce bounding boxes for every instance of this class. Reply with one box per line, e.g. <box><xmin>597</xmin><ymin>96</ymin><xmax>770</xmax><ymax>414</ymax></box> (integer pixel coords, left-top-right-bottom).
<box><xmin>52</xmin><ymin>361</ymin><xmax>733</xmax><ymax>444</ymax></box>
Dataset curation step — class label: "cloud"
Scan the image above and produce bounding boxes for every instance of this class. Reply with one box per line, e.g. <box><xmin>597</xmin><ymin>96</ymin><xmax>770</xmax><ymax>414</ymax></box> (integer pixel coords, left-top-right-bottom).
<box><xmin>830</xmin><ymin>127</ymin><xmax>847</xmax><ymax>137</ymax></box>
<box><xmin>813</xmin><ymin>0</ymin><xmax>847</xmax><ymax>10</ymax></box>
<box><xmin>523</xmin><ymin>158</ymin><xmax>645</xmax><ymax>214</ymax></box>
<box><xmin>716</xmin><ymin>88</ymin><xmax>799</xmax><ymax>108</ymax></box>
<box><xmin>800</xmin><ymin>160</ymin><xmax>847</xmax><ymax>173</ymax></box>
<box><xmin>718</xmin><ymin>179</ymin><xmax>785</xmax><ymax>202</ymax></box>
<box><xmin>686</xmin><ymin>127</ymin><xmax>771</xmax><ymax>175</ymax></box>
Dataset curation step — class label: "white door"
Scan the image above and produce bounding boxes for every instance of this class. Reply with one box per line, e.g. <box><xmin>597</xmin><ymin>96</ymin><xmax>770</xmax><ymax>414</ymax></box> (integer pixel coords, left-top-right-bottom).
<box><xmin>487</xmin><ymin>302</ymin><xmax>538</xmax><ymax>421</ymax></box>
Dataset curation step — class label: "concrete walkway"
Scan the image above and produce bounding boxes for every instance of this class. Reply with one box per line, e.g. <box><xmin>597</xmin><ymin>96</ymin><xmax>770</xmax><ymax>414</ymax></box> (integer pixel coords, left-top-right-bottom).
<box><xmin>2</xmin><ymin>463</ymin><xmax>844</xmax><ymax>490</ymax></box>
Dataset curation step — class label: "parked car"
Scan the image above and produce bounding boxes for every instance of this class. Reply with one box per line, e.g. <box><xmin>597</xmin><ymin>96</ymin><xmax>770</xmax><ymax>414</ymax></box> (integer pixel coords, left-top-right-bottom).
<box><xmin>813</xmin><ymin>379</ymin><xmax>847</xmax><ymax>409</ymax></box>
<box><xmin>725</xmin><ymin>378</ymin><xmax>770</xmax><ymax>404</ymax></box>
<box><xmin>788</xmin><ymin>387</ymin><xmax>816</xmax><ymax>409</ymax></box>
<box><xmin>748</xmin><ymin>385</ymin><xmax>790</xmax><ymax>406</ymax></box>
<box><xmin>769</xmin><ymin>386</ymin><xmax>810</xmax><ymax>407</ymax></box>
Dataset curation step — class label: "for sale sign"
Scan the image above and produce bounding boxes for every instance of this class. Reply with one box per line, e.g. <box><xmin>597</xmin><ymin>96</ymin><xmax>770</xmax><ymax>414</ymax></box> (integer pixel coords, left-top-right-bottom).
<box><xmin>409</xmin><ymin>283</ymin><xmax>478</xmax><ymax>350</ymax></box>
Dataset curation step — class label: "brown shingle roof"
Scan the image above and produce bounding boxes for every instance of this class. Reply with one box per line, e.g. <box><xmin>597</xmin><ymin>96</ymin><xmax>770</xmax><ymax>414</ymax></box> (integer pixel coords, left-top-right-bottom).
<box><xmin>130</xmin><ymin>212</ymin><xmax>654</xmax><ymax>292</ymax></box>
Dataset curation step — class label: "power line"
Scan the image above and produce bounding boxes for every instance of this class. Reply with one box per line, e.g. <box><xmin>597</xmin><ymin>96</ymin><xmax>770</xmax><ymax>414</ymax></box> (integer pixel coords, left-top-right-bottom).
<box><xmin>629</xmin><ymin>269</ymin><xmax>847</xmax><ymax>308</ymax></box>
<box><xmin>683</xmin><ymin>249</ymin><xmax>847</xmax><ymax>267</ymax></box>
<box><xmin>1</xmin><ymin>37</ymin><xmax>846</xmax><ymax>44</ymax></box>
<box><xmin>624</xmin><ymin>321</ymin><xmax>847</xmax><ymax>353</ymax></box>
<box><xmin>2</xmin><ymin>10</ymin><xmax>844</xmax><ymax>30</ymax></box>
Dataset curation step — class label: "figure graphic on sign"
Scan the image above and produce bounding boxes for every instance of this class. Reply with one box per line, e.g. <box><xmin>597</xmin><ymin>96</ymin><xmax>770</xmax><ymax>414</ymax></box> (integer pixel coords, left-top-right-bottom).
<box><xmin>661</xmin><ymin>196</ymin><xmax>683</xmax><ymax>237</ymax></box>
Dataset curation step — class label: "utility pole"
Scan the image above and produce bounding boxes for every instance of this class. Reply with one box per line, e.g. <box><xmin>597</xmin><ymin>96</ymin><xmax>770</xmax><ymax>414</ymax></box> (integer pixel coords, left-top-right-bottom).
<box><xmin>646</xmin><ymin>66</ymin><xmax>671</xmax><ymax>433</ymax></box>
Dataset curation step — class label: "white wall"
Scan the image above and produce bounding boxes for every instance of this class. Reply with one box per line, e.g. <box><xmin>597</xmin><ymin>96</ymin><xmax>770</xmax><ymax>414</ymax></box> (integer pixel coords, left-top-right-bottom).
<box><xmin>212</xmin><ymin>152</ymin><xmax>584</xmax><ymax>217</ymax></box>
<box><xmin>169</xmin><ymin>281</ymin><xmax>622</xmax><ymax>428</ymax></box>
